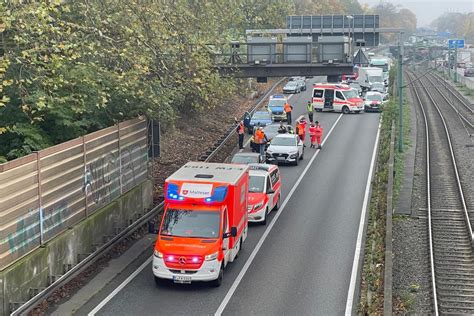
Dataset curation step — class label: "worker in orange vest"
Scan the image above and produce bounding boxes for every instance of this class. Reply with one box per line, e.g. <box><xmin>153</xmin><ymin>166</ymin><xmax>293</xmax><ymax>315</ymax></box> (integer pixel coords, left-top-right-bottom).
<box><xmin>314</xmin><ymin>121</ymin><xmax>323</xmax><ymax>149</ymax></box>
<box><xmin>284</xmin><ymin>102</ymin><xmax>293</xmax><ymax>124</ymax></box>
<box><xmin>296</xmin><ymin>119</ymin><xmax>306</xmax><ymax>146</ymax></box>
<box><xmin>254</xmin><ymin>127</ymin><xmax>268</xmax><ymax>158</ymax></box>
<box><xmin>236</xmin><ymin>120</ymin><xmax>245</xmax><ymax>149</ymax></box>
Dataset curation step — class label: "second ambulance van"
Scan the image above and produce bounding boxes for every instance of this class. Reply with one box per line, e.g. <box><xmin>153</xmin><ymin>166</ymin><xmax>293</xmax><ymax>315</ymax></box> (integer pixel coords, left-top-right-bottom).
<box><xmin>312</xmin><ymin>83</ymin><xmax>364</xmax><ymax>114</ymax></box>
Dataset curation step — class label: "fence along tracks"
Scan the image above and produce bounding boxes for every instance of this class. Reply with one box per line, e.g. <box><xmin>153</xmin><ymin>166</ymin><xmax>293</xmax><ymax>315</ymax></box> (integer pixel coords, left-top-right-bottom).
<box><xmin>407</xmin><ymin>69</ymin><xmax>474</xmax><ymax>315</ymax></box>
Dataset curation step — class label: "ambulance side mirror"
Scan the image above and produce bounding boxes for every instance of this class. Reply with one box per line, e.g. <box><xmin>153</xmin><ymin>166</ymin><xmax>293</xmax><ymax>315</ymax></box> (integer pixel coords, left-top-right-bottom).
<box><xmin>223</xmin><ymin>227</ymin><xmax>237</xmax><ymax>239</ymax></box>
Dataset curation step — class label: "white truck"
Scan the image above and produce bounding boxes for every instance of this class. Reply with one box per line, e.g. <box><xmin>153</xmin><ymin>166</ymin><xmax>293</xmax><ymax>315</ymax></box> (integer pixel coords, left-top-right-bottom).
<box><xmin>358</xmin><ymin>67</ymin><xmax>384</xmax><ymax>91</ymax></box>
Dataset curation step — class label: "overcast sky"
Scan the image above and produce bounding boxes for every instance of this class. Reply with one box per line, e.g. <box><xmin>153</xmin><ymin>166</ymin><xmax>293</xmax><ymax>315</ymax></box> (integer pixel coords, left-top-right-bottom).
<box><xmin>359</xmin><ymin>0</ymin><xmax>474</xmax><ymax>27</ymax></box>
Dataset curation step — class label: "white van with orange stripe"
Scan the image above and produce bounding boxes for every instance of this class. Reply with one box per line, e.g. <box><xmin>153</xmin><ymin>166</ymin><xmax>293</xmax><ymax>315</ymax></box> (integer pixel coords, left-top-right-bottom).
<box><xmin>312</xmin><ymin>83</ymin><xmax>364</xmax><ymax>114</ymax></box>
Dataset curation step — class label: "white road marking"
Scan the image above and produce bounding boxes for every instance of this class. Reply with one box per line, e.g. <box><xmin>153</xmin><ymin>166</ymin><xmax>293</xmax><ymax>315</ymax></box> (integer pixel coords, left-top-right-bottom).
<box><xmin>214</xmin><ymin>113</ymin><xmax>344</xmax><ymax>316</ymax></box>
<box><xmin>344</xmin><ymin>119</ymin><xmax>381</xmax><ymax>315</ymax></box>
<box><xmin>88</xmin><ymin>257</ymin><xmax>152</xmax><ymax>315</ymax></box>
<box><xmin>88</xmin><ymin>85</ymin><xmax>332</xmax><ymax>316</ymax></box>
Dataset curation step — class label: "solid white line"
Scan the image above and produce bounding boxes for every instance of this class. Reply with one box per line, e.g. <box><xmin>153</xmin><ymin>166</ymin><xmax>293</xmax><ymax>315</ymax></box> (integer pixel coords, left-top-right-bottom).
<box><xmin>88</xmin><ymin>257</ymin><xmax>152</xmax><ymax>315</ymax></box>
<box><xmin>214</xmin><ymin>113</ymin><xmax>344</xmax><ymax>316</ymax></box>
<box><xmin>344</xmin><ymin>119</ymin><xmax>381</xmax><ymax>315</ymax></box>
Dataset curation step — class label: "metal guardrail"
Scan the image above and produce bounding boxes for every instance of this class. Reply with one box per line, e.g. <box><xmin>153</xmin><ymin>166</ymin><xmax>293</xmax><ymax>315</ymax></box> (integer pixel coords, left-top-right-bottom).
<box><xmin>11</xmin><ymin>77</ymin><xmax>286</xmax><ymax>316</ymax></box>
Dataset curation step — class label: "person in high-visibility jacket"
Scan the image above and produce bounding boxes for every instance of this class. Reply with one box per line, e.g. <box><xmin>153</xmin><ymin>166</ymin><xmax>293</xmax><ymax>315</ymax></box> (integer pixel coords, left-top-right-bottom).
<box><xmin>314</xmin><ymin>121</ymin><xmax>323</xmax><ymax>149</ymax></box>
<box><xmin>284</xmin><ymin>102</ymin><xmax>293</xmax><ymax>124</ymax></box>
<box><xmin>254</xmin><ymin>127</ymin><xmax>268</xmax><ymax>158</ymax></box>
<box><xmin>296</xmin><ymin>119</ymin><xmax>306</xmax><ymax>146</ymax></box>
<box><xmin>309</xmin><ymin>123</ymin><xmax>317</xmax><ymax>148</ymax></box>
<box><xmin>306</xmin><ymin>101</ymin><xmax>314</xmax><ymax>123</ymax></box>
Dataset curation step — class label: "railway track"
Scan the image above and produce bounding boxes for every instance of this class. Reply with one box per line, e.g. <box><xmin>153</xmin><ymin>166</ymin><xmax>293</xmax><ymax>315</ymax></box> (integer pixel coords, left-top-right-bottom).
<box><xmin>425</xmin><ymin>71</ymin><xmax>474</xmax><ymax>136</ymax></box>
<box><xmin>407</xmin><ymin>70</ymin><xmax>474</xmax><ymax>315</ymax></box>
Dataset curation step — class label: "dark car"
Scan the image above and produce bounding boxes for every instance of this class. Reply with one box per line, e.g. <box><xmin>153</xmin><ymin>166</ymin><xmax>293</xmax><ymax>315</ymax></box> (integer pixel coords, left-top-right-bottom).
<box><xmin>464</xmin><ymin>68</ymin><xmax>474</xmax><ymax>77</ymax></box>
<box><xmin>248</xmin><ymin>111</ymin><xmax>273</xmax><ymax>134</ymax></box>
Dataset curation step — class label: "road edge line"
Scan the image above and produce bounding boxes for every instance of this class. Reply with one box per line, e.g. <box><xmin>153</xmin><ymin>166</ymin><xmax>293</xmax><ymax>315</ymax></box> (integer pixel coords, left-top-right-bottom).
<box><xmin>214</xmin><ymin>113</ymin><xmax>344</xmax><ymax>316</ymax></box>
<box><xmin>87</xmin><ymin>257</ymin><xmax>152</xmax><ymax>316</ymax></box>
<box><xmin>344</xmin><ymin>118</ymin><xmax>382</xmax><ymax>315</ymax></box>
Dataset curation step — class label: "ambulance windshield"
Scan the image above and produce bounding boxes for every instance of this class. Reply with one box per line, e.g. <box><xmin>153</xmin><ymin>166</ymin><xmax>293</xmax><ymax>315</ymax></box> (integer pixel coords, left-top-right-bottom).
<box><xmin>161</xmin><ymin>210</ymin><xmax>220</xmax><ymax>238</ymax></box>
<box><xmin>342</xmin><ymin>89</ymin><xmax>358</xmax><ymax>99</ymax></box>
<box><xmin>249</xmin><ymin>175</ymin><xmax>265</xmax><ymax>193</ymax></box>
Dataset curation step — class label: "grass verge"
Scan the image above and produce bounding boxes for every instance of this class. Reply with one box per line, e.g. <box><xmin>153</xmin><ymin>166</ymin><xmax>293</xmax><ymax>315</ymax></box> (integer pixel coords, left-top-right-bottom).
<box><xmin>358</xmin><ymin>67</ymin><xmax>411</xmax><ymax>314</ymax></box>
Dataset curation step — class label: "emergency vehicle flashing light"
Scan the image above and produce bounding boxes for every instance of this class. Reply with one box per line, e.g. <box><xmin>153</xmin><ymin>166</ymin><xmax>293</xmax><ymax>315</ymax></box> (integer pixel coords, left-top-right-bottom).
<box><xmin>166</xmin><ymin>183</ymin><xmax>228</xmax><ymax>202</ymax></box>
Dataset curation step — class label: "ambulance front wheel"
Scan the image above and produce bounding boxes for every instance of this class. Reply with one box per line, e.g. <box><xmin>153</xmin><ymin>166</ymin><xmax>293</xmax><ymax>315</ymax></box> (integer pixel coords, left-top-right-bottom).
<box><xmin>211</xmin><ymin>264</ymin><xmax>224</xmax><ymax>287</ymax></box>
<box><xmin>342</xmin><ymin>106</ymin><xmax>350</xmax><ymax>114</ymax></box>
<box><xmin>154</xmin><ymin>276</ymin><xmax>162</xmax><ymax>286</ymax></box>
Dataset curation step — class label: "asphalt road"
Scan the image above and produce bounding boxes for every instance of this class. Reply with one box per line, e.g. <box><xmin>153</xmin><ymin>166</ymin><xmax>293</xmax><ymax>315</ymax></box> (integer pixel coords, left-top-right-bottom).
<box><xmin>80</xmin><ymin>78</ymin><xmax>381</xmax><ymax>315</ymax></box>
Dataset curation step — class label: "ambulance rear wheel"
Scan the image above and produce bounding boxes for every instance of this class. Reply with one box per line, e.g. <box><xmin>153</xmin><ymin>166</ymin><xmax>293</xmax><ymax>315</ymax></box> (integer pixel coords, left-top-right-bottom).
<box><xmin>274</xmin><ymin>194</ymin><xmax>281</xmax><ymax>211</ymax></box>
<box><xmin>342</xmin><ymin>106</ymin><xmax>350</xmax><ymax>114</ymax></box>
<box><xmin>261</xmin><ymin>208</ymin><xmax>268</xmax><ymax>225</ymax></box>
<box><xmin>211</xmin><ymin>265</ymin><xmax>224</xmax><ymax>287</ymax></box>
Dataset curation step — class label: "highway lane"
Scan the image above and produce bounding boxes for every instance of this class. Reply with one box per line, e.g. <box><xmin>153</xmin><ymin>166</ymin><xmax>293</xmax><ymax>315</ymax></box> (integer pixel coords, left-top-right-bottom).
<box><xmin>220</xmin><ymin>112</ymin><xmax>380</xmax><ymax>315</ymax></box>
<box><xmin>80</xmin><ymin>78</ymin><xmax>380</xmax><ymax>315</ymax></box>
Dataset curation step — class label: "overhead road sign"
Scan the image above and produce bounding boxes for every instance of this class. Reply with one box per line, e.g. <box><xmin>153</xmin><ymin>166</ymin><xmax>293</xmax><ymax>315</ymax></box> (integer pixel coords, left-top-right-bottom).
<box><xmin>448</xmin><ymin>39</ymin><xmax>464</xmax><ymax>49</ymax></box>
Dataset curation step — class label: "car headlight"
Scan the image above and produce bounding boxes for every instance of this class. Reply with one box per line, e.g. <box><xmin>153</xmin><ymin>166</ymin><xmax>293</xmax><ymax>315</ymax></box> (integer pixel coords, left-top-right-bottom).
<box><xmin>266</xmin><ymin>149</ymin><xmax>273</xmax><ymax>154</ymax></box>
<box><xmin>154</xmin><ymin>250</ymin><xmax>163</xmax><ymax>258</ymax></box>
<box><xmin>288</xmin><ymin>151</ymin><xmax>297</xmax><ymax>155</ymax></box>
<box><xmin>254</xmin><ymin>201</ymin><xmax>264</xmax><ymax>210</ymax></box>
<box><xmin>205</xmin><ymin>252</ymin><xmax>218</xmax><ymax>261</ymax></box>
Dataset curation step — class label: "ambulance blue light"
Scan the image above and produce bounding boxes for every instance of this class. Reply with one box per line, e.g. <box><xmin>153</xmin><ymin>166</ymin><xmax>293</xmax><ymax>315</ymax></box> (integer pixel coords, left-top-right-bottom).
<box><xmin>167</xmin><ymin>183</ymin><xmax>181</xmax><ymax>200</ymax></box>
<box><xmin>204</xmin><ymin>186</ymin><xmax>228</xmax><ymax>203</ymax></box>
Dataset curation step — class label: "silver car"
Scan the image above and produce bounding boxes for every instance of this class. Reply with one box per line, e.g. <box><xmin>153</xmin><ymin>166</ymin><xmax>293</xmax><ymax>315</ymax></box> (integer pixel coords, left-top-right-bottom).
<box><xmin>283</xmin><ymin>81</ymin><xmax>301</xmax><ymax>94</ymax></box>
<box><xmin>266</xmin><ymin>134</ymin><xmax>304</xmax><ymax>166</ymax></box>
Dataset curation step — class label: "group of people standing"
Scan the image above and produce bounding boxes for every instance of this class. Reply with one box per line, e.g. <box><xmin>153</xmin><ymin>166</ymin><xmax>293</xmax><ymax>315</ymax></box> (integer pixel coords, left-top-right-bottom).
<box><xmin>236</xmin><ymin>99</ymin><xmax>324</xmax><ymax>155</ymax></box>
<box><xmin>284</xmin><ymin>100</ymin><xmax>323</xmax><ymax>149</ymax></box>
<box><xmin>293</xmin><ymin>118</ymin><xmax>323</xmax><ymax>149</ymax></box>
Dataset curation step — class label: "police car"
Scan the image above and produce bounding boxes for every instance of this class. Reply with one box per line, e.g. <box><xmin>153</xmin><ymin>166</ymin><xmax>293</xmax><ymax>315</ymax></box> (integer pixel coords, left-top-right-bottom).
<box><xmin>247</xmin><ymin>164</ymin><xmax>282</xmax><ymax>225</ymax></box>
<box><xmin>267</xmin><ymin>95</ymin><xmax>287</xmax><ymax>121</ymax></box>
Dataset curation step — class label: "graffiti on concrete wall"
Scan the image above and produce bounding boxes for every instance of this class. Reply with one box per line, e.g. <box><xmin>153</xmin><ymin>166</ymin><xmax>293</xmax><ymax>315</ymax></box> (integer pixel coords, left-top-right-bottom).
<box><xmin>5</xmin><ymin>199</ymin><xmax>69</xmax><ymax>255</ymax></box>
<box><xmin>84</xmin><ymin>152</ymin><xmax>121</xmax><ymax>208</ymax></box>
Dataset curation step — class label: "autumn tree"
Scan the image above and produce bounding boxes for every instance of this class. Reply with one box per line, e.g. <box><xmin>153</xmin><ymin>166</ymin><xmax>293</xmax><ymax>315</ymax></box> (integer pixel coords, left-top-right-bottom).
<box><xmin>0</xmin><ymin>0</ymin><xmax>293</xmax><ymax>162</ymax></box>
<box><xmin>431</xmin><ymin>12</ymin><xmax>474</xmax><ymax>43</ymax></box>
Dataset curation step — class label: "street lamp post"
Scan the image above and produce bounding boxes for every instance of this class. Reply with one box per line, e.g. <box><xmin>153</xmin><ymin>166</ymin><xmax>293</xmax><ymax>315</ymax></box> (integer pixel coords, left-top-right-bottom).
<box><xmin>398</xmin><ymin>31</ymin><xmax>404</xmax><ymax>153</ymax></box>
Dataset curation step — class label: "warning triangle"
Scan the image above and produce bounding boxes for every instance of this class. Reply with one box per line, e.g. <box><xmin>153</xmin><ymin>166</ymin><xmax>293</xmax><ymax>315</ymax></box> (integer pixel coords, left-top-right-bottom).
<box><xmin>353</xmin><ymin>49</ymin><xmax>370</xmax><ymax>65</ymax></box>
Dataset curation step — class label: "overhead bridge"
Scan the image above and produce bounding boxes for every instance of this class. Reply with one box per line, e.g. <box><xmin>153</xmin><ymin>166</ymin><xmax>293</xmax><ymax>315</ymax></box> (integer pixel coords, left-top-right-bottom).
<box><xmin>216</xmin><ymin>63</ymin><xmax>354</xmax><ymax>78</ymax></box>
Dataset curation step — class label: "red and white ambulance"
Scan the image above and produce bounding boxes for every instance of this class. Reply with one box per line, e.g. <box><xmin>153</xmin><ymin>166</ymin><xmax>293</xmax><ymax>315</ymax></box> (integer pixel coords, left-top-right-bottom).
<box><xmin>153</xmin><ymin>162</ymin><xmax>249</xmax><ymax>287</ymax></box>
<box><xmin>247</xmin><ymin>164</ymin><xmax>282</xmax><ymax>225</ymax></box>
<box><xmin>312</xmin><ymin>83</ymin><xmax>364</xmax><ymax>114</ymax></box>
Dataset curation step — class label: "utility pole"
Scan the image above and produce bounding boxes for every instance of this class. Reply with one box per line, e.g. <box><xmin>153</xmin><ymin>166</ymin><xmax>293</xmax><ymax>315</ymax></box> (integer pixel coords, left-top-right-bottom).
<box><xmin>398</xmin><ymin>31</ymin><xmax>404</xmax><ymax>153</ymax></box>
<box><xmin>454</xmin><ymin>42</ymin><xmax>458</xmax><ymax>83</ymax></box>
<box><xmin>448</xmin><ymin>48</ymin><xmax>451</xmax><ymax>79</ymax></box>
